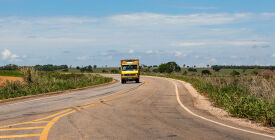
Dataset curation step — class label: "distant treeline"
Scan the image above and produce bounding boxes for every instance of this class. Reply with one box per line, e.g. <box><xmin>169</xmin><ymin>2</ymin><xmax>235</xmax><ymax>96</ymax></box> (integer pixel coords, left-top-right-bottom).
<box><xmin>211</xmin><ymin>65</ymin><xmax>275</xmax><ymax>71</ymax></box>
<box><xmin>34</xmin><ymin>64</ymin><xmax>68</xmax><ymax>71</ymax></box>
<box><xmin>0</xmin><ymin>64</ymin><xmax>19</xmax><ymax>70</ymax></box>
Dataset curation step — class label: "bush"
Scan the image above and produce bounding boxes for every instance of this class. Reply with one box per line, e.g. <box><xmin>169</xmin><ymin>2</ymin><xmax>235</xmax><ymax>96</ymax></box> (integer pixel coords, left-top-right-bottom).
<box><xmin>183</xmin><ymin>71</ymin><xmax>188</xmax><ymax>75</ymax></box>
<box><xmin>251</xmin><ymin>69</ymin><xmax>259</xmax><ymax>75</ymax></box>
<box><xmin>188</xmin><ymin>68</ymin><xmax>197</xmax><ymax>72</ymax></box>
<box><xmin>102</xmin><ymin>69</ymin><xmax>108</xmax><ymax>73</ymax></box>
<box><xmin>158</xmin><ymin>62</ymin><xmax>181</xmax><ymax>73</ymax></box>
<box><xmin>201</xmin><ymin>70</ymin><xmax>211</xmax><ymax>75</ymax></box>
<box><xmin>80</xmin><ymin>65</ymin><xmax>93</xmax><ymax>72</ymax></box>
<box><xmin>111</xmin><ymin>69</ymin><xmax>119</xmax><ymax>74</ymax></box>
<box><xmin>230</xmin><ymin>70</ymin><xmax>240</xmax><ymax>76</ymax></box>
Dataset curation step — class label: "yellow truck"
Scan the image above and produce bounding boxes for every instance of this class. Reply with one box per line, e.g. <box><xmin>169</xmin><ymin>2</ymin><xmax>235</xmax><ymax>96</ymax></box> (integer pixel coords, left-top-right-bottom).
<box><xmin>121</xmin><ymin>59</ymin><xmax>140</xmax><ymax>84</ymax></box>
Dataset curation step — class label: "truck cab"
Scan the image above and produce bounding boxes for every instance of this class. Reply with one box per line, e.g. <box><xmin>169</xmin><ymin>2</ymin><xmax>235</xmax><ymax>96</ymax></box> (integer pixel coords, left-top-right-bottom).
<box><xmin>121</xmin><ymin>59</ymin><xmax>140</xmax><ymax>84</ymax></box>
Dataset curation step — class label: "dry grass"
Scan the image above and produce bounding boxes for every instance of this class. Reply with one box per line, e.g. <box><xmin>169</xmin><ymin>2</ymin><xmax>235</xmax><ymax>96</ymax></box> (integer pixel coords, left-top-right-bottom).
<box><xmin>196</xmin><ymin>76</ymin><xmax>275</xmax><ymax>100</ymax></box>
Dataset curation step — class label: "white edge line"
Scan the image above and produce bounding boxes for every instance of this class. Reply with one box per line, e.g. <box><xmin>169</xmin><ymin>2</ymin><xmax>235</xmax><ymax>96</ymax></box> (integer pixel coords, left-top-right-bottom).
<box><xmin>173</xmin><ymin>81</ymin><xmax>275</xmax><ymax>139</ymax></box>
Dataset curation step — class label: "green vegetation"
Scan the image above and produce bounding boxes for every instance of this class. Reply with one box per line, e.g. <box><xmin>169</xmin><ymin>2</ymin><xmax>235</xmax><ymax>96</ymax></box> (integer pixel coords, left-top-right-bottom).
<box><xmin>34</xmin><ymin>64</ymin><xmax>69</xmax><ymax>71</ymax></box>
<box><xmin>144</xmin><ymin>62</ymin><xmax>275</xmax><ymax>127</ymax></box>
<box><xmin>0</xmin><ymin>64</ymin><xmax>19</xmax><ymax>71</ymax></box>
<box><xmin>212</xmin><ymin>65</ymin><xmax>275</xmax><ymax>70</ymax></box>
<box><xmin>0</xmin><ymin>68</ymin><xmax>112</xmax><ymax>100</ymax></box>
<box><xmin>158</xmin><ymin>62</ymin><xmax>181</xmax><ymax>73</ymax></box>
<box><xmin>0</xmin><ymin>71</ymin><xmax>23</xmax><ymax>77</ymax></box>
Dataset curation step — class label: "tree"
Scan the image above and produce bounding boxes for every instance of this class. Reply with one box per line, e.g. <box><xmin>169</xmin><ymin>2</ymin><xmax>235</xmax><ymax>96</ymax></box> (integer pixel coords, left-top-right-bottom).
<box><xmin>201</xmin><ymin>70</ymin><xmax>211</xmax><ymax>75</ymax></box>
<box><xmin>157</xmin><ymin>62</ymin><xmax>181</xmax><ymax>73</ymax></box>
<box><xmin>93</xmin><ymin>65</ymin><xmax>97</xmax><ymax>69</ymax></box>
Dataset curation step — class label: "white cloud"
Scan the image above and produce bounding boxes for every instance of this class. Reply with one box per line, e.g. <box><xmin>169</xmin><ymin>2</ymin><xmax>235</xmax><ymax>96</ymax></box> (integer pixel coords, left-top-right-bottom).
<box><xmin>0</xmin><ymin>12</ymin><xmax>274</xmax><ymax>65</ymax></box>
<box><xmin>177</xmin><ymin>42</ymin><xmax>205</xmax><ymax>47</ymax></box>
<box><xmin>1</xmin><ymin>49</ymin><xmax>11</xmax><ymax>60</ymax></box>
<box><xmin>76</xmin><ymin>56</ymin><xmax>91</xmax><ymax>61</ymax></box>
<box><xmin>146</xmin><ymin>50</ymin><xmax>153</xmax><ymax>54</ymax></box>
<box><xmin>209</xmin><ymin>58</ymin><xmax>217</xmax><ymax>63</ymax></box>
<box><xmin>129</xmin><ymin>49</ymin><xmax>134</xmax><ymax>54</ymax></box>
<box><xmin>174</xmin><ymin>51</ymin><xmax>186</xmax><ymax>57</ymax></box>
<box><xmin>109</xmin><ymin>13</ymin><xmax>253</xmax><ymax>26</ymax></box>
<box><xmin>1</xmin><ymin>49</ymin><xmax>22</xmax><ymax>62</ymax></box>
<box><xmin>194</xmin><ymin>55</ymin><xmax>199</xmax><ymax>59</ymax></box>
<box><xmin>230</xmin><ymin>56</ymin><xmax>238</xmax><ymax>59</ymax></box>
<box><xmin>173</xmin><ymin>41</ymin><xmax>269</xmax><ymax>47</ymax></box>
<box><xmin>272</xmin><ymin>53</ymin><xmax>275</xmax><ymax>58</ymax></box>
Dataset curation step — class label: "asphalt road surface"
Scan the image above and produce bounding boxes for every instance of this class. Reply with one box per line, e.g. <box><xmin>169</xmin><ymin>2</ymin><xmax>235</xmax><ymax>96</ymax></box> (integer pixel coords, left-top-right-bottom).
<box><xmin>0</xmin><ymin>75</ymin><xmax>274</xmax><ymax>140</ymax></box>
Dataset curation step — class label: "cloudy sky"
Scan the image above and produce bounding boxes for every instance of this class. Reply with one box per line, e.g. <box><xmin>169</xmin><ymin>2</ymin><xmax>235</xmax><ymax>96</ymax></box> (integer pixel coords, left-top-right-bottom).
<box><xmin>0</xmin><ymin>0</ymin><xmax>275</xmax><ymax>67</ymax></box>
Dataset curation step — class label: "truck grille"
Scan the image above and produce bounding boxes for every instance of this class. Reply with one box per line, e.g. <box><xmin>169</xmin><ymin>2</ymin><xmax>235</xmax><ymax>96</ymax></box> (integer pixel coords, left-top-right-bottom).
<box><xmin>124</xmin><ymin>74</ymin><xmax>136</xmax><ymax>76</ymax></box>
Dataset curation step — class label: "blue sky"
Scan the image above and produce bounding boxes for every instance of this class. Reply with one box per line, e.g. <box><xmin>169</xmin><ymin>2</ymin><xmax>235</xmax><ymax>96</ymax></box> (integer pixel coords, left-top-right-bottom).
<box><xmin>0</xmin><ymin>0</ymin><xmax>275</xmax><ymax>67</ymax></box>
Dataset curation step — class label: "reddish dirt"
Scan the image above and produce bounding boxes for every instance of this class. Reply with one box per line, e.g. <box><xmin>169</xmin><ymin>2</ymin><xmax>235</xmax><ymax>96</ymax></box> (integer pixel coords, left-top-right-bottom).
<box><xmin>0</xmin><ymin>76</ymin><xmax>23</xmax><ymax>86</ymax></box>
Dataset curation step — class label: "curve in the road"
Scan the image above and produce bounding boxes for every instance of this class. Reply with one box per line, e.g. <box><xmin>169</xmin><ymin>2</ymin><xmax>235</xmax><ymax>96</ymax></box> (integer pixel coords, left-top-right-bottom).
<box><xmin>0</xmin><ymin>80</ymin><xmax>146</xmax><ymax>140</ymax></box>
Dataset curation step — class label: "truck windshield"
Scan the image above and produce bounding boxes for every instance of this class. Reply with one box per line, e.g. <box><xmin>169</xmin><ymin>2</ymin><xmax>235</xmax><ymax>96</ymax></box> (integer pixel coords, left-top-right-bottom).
<box><xmin>122</xmin><ymin>65</ymin><xmax>137</xmax><ymax>71</ymax></box>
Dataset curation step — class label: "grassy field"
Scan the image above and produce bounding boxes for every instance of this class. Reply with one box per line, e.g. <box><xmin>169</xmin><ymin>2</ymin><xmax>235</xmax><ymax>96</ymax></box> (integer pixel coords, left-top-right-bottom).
<box><xmin>0</xmin><ymin>68</ymin><xmax>113</xmax><ymax>100</ymax></box>
<box><xmin>0</xmin><ymin>71</ymin><xmax>23</xmax><ymax>77</ymax></box>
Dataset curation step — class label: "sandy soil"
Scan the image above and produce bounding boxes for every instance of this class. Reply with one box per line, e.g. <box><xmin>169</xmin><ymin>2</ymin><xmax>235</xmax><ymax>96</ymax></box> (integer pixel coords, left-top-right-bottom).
<box><xmin>0</xmin><ymin>76</ymin><xmax>23</xmax><ymax>86</ymax></box>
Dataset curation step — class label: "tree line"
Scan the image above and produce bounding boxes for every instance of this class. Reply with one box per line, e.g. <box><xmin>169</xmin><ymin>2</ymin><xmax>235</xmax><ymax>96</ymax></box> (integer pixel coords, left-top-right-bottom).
<box><xmin>211</xmin><ymin>65</ymin><xmax>275</xmax><ymax>71</ymax></box>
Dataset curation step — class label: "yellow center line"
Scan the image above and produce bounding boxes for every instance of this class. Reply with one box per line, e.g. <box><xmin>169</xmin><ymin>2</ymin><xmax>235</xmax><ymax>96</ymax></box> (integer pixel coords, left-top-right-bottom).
<box><xmin>0</xmin><ymin>126</ymin><xmax>45</xmax><ymax>131</ymax></box>
<box><xmin>0</xmin><ymin>134</ymin><xmax>41</xmax><ymax>139</ymax></box>
<box><xmin>0</xmin><ymin>121</ymin><xmax>49</xmax><ymax>129</ymax></box>
<box><xmin>0</xmin><ymin>79</ymin><xmax>147</xmax><ymax>140</ymax></box>
<box><xmin>33</xmin><ymin>108</ymin><xmax>73</xmax><ymax>122</ymax></box>
<box><xmin>40</xmin><ymin>110</ymin><xmax>76</xmax><ymax>140</ymax></box>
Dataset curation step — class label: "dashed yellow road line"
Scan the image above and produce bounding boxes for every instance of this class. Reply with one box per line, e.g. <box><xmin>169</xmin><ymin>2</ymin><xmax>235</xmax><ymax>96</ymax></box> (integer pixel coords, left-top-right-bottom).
<box><xmin>0</xmin><ymin>134</ymin><xmax>41</xmax><ymax>138</ymax></box>
<box><xmin>0</xmin><ymin>126</ymin><xmax>45</xmax><ymax>131</ymax></box>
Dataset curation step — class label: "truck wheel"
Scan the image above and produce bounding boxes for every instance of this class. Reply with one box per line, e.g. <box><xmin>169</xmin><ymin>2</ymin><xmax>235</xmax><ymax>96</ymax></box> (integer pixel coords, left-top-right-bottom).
<box><xmin>121</xmin><ymin>80</ymin><xmax>125</xmax><ymax>84</ymax></box>
<box><xmin>136</xmin><ymin>79</ymin><xmax>139</xmax><ymax>83</ymax></box>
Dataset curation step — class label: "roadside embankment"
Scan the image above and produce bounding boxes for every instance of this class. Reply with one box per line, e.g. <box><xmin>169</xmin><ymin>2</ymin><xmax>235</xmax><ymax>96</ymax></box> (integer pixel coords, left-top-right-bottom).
<box><xmin>144</xmin><ymin>73</ymin><xmax>275</xmax><ymax>127</ymax></box>
<box><xmin>0</xmin><ymin>69</ymin><xmax>113</xmax><ymax>101</ymax></box>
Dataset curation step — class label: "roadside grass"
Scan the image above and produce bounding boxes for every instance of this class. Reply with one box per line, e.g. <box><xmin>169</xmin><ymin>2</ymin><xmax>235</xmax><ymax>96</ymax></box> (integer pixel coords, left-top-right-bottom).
<box><xmin>0</xmin><ymin>71</ymin><xmax>23</xmax><ymax>77</ymax></box>
<box><xmin>145</xmin><ymin>73</ymin><xmax>275</xmax><ymax>127</ymax></box>
<box><xmin>0</xmin><ymin>70</ymin><xmax>112</xmax><ymax>100</ymax></box>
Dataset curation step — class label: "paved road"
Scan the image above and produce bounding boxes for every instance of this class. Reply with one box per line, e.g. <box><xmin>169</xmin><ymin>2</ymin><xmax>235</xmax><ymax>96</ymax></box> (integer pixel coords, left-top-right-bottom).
<box><xmin>0</xmin><ymin>75</ymin><xmax>274</xmax><ymax>140</ymax></box>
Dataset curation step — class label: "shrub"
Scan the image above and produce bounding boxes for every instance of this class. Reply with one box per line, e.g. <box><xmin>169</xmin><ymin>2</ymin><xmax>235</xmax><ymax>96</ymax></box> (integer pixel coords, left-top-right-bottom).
<box><xmin>201</xmin><ymin>70</ymin><xmax>211</xmax><ymax>75</ymax></box>
<box><xmin>111</xmin><ymin>69</ymin><xmax>119</xmax><ymax>74</ymax></box>
<box><xmin>183</xmin><ymin>71</ymin><xmax>188</xmax><ymax>75</ymax></box>
<box><xmin>102</xmin><ymin>69</ymin><xmax>108</xmax><ymax>73</ymax></box>
<box><xmin>230</xmin><ymin>70</ymin><xmax>240</xmax><ymax>76</ymax></box>
<box><xmin>188</xmin><ymin>68</ymin><xmax>197</xmax><ymax>72</ymax></box>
